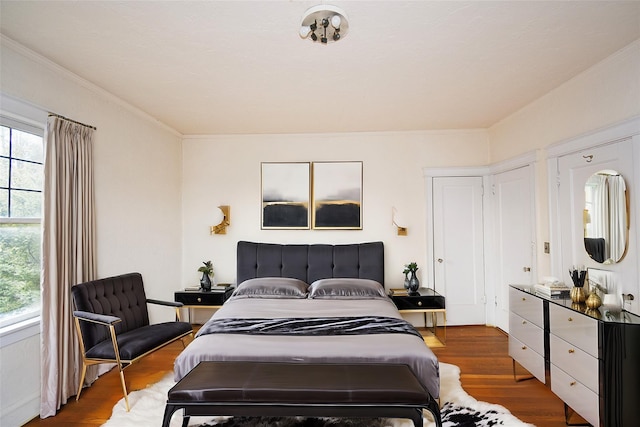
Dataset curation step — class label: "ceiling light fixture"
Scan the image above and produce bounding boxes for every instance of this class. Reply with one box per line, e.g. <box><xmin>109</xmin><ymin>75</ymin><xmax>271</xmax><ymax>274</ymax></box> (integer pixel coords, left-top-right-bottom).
<box><xmin>299</xmin><ymin>5</ymin><xmax>349</xmax><ymax>44</ymax></box>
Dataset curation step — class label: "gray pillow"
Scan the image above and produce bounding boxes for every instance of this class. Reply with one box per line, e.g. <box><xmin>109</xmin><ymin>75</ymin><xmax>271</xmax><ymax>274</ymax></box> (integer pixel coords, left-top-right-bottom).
<box><xmin>308</xmin><ymin>278</ymin><xmax>387</xmax><ymax>299</ymax></box>
<box><xmin>233</xmin><ymin>277</ymin><xmax>309</xmax><ymax>299</ymax></box>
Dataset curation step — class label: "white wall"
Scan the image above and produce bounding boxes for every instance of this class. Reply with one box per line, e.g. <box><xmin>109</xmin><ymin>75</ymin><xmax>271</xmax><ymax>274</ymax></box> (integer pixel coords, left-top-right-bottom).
<box><xmin>488</xmin><ymin>39</ymin><xmax>640</xmax><ymax>280</ymax></box>
<box><xmin>181</xmin><ymin>130</ymin><xmax>489</xmax><ymax>293</ymax></box>
<box><xmin>0</xmin><ymin>37</ymin><xmax>182</xmax><ymax>424</ymax></box>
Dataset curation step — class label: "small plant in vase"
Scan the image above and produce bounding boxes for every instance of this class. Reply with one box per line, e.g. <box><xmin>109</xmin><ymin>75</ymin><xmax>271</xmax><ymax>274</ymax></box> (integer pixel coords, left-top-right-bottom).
<box><xmin>198</xmin><ymin>261</ymin><xmax>214</xmax><ymax>292</ymax></box>
<box><xmin>404</xmin><ymin>262</ymin><xmax>420</xmax><ymax>295</ymax></box>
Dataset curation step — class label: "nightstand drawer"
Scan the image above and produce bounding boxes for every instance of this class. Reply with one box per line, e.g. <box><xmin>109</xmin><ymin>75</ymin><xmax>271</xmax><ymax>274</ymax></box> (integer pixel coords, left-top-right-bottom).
<box><xmin>392</xmin><ymin>289</ymin><xmax>445</xmax><ymax>310</ymax></box>
<box><xmin>175</xmin><ymin>289</ymin><xmax>234</xmax><ymax>306</ymax></box>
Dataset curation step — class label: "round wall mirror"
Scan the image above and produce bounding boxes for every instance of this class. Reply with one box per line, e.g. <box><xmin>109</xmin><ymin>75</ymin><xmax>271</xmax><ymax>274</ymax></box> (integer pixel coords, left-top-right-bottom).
<box><xmin>583</xmin><ymin>170</ymin><xmax>628</xmax><ymax>264</ymax></box>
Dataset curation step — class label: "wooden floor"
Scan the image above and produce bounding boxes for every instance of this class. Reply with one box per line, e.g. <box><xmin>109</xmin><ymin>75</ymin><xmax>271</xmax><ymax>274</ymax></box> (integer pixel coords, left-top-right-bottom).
<box><xmin>24</xmin><ymin>325</ymin><xmax>570</xmax><ymax>427</ymax></box>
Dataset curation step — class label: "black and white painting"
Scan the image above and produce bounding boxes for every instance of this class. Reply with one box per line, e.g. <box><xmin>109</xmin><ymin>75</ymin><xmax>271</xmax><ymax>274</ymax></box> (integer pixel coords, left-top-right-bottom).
<box><xmin>261</xmin><ymin>162</ymin><xmax>310</xmax><ymax>229</ymax></box>
<box><xmin>312</xmin><ymin>161</ymin><xmax>362</xmax><ymax>229</ymax></box>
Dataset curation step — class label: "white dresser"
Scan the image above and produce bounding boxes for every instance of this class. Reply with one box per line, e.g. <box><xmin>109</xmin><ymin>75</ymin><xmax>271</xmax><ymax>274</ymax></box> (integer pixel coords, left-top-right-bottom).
<box><xmin>509</xmin><ymin>285</ymin><xmax>640</xmax><ymax>427</ymax></box>
<box><xmin>508</xmin><ymin>286</ymin><xmax>545</xmax><ymax>383</ymax></box>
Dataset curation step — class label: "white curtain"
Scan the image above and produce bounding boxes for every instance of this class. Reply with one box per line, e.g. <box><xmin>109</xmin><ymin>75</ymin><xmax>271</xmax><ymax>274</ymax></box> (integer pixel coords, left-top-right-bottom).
<box><xmin>591</xmin><ymin>174</ymin><xmax>609</xmax><ymax>241</ymax></box>
<box><xmin>608</xmin><ymin>175</ymin><xmax>627</xmax><ymax>262</ymax></box>
<box><xmin>40</xmin><ymin>116</ymin><xmax>97</xmax><ymax>418</ymax></box>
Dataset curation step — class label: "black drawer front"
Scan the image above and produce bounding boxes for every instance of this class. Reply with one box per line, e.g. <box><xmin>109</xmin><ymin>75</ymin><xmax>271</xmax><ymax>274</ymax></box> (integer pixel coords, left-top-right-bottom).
<box><xmin>392</xmin><ymin>295</ymin><xmax>445</xmax><ymax>310</ymax></box>
<box><xmin>175</xmin><ymin>289</ymin><xmax>233</xmax><ymax>306</ymax></box>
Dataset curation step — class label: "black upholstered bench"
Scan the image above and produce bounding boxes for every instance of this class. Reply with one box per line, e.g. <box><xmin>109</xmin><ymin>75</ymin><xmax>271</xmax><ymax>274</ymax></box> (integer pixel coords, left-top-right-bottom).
<box><xmin>162</xmin><ymin>361</ymin><xmax>442</xmax><ymax>427</ymax></box>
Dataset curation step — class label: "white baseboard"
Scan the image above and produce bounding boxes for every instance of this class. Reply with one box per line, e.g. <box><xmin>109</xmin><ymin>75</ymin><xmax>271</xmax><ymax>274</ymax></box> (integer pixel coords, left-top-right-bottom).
<box><xmin>1</xmin><ymin>392</ymin><xmax>39</xmax><ymax>427</ymax></box>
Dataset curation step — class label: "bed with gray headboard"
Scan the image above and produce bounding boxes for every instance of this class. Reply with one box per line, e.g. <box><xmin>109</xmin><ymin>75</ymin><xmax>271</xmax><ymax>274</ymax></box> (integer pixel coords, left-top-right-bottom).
<box><xmin>236</xmin><ymin>240</ymin><xmax>385</xmax><ymax>285</ymax></box>
<box><xmin>174</xmin><ymin>240</ymin><xmax>440</xmax><ymax>401</ymax></box>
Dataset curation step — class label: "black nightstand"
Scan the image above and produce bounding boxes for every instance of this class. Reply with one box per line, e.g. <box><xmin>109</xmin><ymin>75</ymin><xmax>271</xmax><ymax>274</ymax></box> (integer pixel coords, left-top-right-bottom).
<box><xmin>174</xmin><ymin>287</ymin><xmax>235</xmax><ymax>323</ymax></box>
<box><xmin>390</xmin><ymin>288</ymin><xmax>446</xmax><ymax>345</ymax></box>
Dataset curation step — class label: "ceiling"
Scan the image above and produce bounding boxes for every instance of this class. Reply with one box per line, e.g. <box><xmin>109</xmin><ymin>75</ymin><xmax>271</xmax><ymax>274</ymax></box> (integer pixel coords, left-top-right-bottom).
<box><xmin>1</xmin><ymin>1</ymin><xmax>639</xmax><ymax>136</ymax></box>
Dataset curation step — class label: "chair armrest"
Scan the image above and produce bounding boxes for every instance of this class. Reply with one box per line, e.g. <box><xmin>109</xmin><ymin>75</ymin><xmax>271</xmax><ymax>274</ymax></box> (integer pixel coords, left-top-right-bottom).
<box><xmin>147</xmin><ymin>298</ymin><xmax>184</xmax><ymax>308</ymax></box>
<box><xmin>73</xmin><ymin>310</ymin><xmax>121</xmax><ymax>325</ymax></box>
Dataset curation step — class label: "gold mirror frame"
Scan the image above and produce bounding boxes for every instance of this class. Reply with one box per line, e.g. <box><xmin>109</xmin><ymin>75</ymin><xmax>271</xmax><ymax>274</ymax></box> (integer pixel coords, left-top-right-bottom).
<box><xmin>583</xmin><ymin>170</ymin><xmax>629</xmax><ymax>264</ymax></box>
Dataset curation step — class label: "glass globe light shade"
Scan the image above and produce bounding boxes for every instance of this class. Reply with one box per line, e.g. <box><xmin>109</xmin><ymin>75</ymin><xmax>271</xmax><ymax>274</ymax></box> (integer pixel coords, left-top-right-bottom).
<box><xmin>299</xmin><ymin>25</ymin><xmax>311</xmax><ymax>38</ymax></box>
<box><xmin>331</xmin><ymin>15</ymin><xmax>341</xmax><ymax>29</ymax></box>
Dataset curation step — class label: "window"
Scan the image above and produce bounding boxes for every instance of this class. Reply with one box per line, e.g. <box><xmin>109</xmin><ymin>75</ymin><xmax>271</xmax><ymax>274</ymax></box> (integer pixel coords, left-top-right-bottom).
<box><xmin>0</xmin><ymin>119</ymin><xmax>44</xmax><ymax>328</ymax></box>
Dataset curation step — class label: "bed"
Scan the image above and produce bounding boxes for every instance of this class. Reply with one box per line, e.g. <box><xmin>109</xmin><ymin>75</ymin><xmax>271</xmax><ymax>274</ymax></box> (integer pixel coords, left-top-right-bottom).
<box><xmin>173</xmin><ymin>241</ymin><xmax>440</xmax><ymax>402</ymax></box>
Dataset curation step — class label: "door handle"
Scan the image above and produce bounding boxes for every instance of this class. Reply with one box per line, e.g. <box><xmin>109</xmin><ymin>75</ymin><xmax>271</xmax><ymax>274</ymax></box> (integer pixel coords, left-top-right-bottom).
<box><xmin>523</xmin><ymin>267</ymin><xmax>531</xmax><ymax>272</ymax></box>
<box><xmin>437</xmin><ymin>258</ymin><xmax>443</xmax><ymax>263</ymax></box>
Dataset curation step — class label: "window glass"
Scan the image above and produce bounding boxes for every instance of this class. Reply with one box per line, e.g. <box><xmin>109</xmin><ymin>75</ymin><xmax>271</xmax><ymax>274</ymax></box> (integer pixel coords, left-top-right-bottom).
<box><xmin>0</xmin><ymin>126</ymin><xmax>9</xmax><ymax>157</ymax></box>
<box><xmin>11</xmin><ymin>159</ymin><xmax>43</xmax><ymax>191</ymax></box>
<box><xmin>12</xmin><ymin>129</ymin><xmax>43</xmax><ymax>163</ymax></box>
<box><xmin>0</xmin><ymin>119</ymin><xmax>43</xmax><ymax>328</ymax></box>
<box><xmin>11</xmin><ymin>190</ymin><xmax>42</xmax><ymax>218</ymax></box>
<box><xmin>0</xmin><ymin>157</ymin><xmax>8</xmax><ymax>187</ymax></box>
<box><xmin>0</xmin><ymin>189</ymin><xmax>7</xmax><ymax>217</ymax></box>
<box><xmin>0</xmin><ymin>223</ymin><xmax>41</xmax><ymax>327</ymax></box>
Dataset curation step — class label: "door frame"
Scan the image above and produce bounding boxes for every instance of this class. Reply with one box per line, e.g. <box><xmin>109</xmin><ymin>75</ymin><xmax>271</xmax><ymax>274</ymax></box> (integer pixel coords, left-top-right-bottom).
<box><xmin>424</xmin><ymin>167</ymin><xmax>490</xmax><ymax>324</ymax></box>
<box><xmin>488</xmin><ymin>160</ymin><xmax>538</xmax><ymax>331</ymax></box>
<box><xmin>424</xmin><ymin>151</ymin><xmax>537</xmax><ymax>326</ymax></box>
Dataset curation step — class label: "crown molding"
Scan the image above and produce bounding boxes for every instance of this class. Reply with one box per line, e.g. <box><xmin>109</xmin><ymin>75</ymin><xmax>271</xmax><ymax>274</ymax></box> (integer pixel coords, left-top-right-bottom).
<box><xmin>1</xmin><ymin>35</ymin><xmax>181</xmax><ymax>137</ymax></box>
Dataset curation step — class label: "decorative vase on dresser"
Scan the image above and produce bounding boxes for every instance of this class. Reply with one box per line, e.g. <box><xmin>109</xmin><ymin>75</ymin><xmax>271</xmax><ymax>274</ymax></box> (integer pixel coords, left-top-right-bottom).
<box><xmin>509</xmin><ymin>285</ymin><xmax>640</xmax><ymax>427</ymax></box>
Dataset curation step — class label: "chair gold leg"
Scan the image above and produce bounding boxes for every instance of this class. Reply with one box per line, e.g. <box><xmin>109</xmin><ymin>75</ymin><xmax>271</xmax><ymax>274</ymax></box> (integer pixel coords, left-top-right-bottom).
<box><xmin>119</xmin><ymin>369</ymin><xmax>130</xmax><ymax>412</ymax></box>
<box><xmin>75</xmin><ymin>362</ymin><xmax>87</xmax><ymax>401</ymax></box>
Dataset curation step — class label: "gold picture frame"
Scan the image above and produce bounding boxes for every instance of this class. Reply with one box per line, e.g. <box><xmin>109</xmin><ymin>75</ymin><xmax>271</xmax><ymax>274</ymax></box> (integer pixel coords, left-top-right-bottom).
<box><xmin>261</xmin><ymin>162</ymin><xmax>311</xmax><ymax>229</ymax></box>
<box><xmin>312</xmin><ymin>161</ymin><xmax>363</xmax><ymax>230</ymax></box>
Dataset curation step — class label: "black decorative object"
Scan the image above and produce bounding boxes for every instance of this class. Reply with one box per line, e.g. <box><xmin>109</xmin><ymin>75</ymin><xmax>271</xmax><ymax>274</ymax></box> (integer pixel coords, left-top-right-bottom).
<box><xmin>404</xmin><ymin>262</ymin><xmax>420</xmax><ymax>296</ymax></box>
<box><xmin>200</xmin><ymin>273</ymin><xmax>212</xmax><ymax>292</ymax></box>
<box><xmin>198</xmin><ymin>261</ymin><xmax>214</xmax><ymax>292</ymax></box>
<box><xmin>408</xmin><ymin>271</ymin><xmax>420</xmax><ymax>295</ymax></box>
<box><xmin>569</xmin><ymin>266</ymin><xmax>586</xmax><ymax>287</ymax></box>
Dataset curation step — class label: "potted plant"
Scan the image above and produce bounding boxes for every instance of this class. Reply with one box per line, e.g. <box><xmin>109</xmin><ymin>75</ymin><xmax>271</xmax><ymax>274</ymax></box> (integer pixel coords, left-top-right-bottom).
<box><xmin>404</xmin><ymin>262</ymin><xmax>420</xmax><ymax>295</ymax></box>
<box><xmin>198</xmin><ymin>260</ymin><xmax>214</xmax><ymax>291</ymax></box>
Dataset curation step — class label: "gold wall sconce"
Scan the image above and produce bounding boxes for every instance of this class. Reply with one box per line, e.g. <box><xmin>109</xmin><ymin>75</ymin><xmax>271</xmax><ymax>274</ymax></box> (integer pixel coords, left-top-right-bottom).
<box><xmin>392</xmin><ymin>207</ymin><xmax>407</xmax><ymax>236</ymax></box>
<box><xmin>210</xmin><ymin>205</ymin><xmax>230</xmax><ymax>235</ymax></box>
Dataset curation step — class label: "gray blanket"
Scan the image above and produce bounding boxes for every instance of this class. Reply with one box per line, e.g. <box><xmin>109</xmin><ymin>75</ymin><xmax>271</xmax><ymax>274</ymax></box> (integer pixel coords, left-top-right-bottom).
<box><xmin>196</xmin><ymin>316</ymin><xmax>424</xmax><ymax>340</ymax></box>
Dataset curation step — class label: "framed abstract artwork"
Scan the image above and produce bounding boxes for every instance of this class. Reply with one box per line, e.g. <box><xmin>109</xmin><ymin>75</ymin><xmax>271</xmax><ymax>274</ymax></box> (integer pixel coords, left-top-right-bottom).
<box><xmin>261</xmin><ymin>162</ymin><xmax>310</xmax><ymax>229</ymax></box>
<box><xmin>312</xmin><ymin>161</ymin><xmax>363</xmax><ymax>229</ymax></box>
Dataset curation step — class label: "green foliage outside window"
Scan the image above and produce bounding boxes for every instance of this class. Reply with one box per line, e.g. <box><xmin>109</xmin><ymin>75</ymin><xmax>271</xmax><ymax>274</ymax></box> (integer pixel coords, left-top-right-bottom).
<box><xmin>0</xmin><ymin>123</ymin><xmax>43</xmax><ymax>325</ymax></box>
<box><xmin>0</xmin><ymin>223</ymin><xmax>41</xmax><ymax>316</ymax></box>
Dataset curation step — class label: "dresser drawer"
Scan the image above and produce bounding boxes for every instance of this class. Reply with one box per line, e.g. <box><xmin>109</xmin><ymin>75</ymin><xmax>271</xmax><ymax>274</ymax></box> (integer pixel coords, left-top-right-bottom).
<box><xmin>509</xmin><ymin>287</ymin><xmax>543</xmax><ymax>327</ymax></box>
<box><xmin>509</xmin><ymin>311</ymin><xmax>544</xmax><ymax>355</ymax></box>
<box><xmin>551</xmin><ymin>364</ymin><xmax>599</xmax><ymax>427</ymax></box>
<box><xmin>509</xmin><ymin>335</ymin><xmax>546</xmax><ymax>383</ymax></box>
<box><xmin>549</xmin><ymin>303</ymin><xmax>598</xmax><ymax>357</ymax></box>
<box><xmin>550</xmin><ymin>334</ymin><xmax>598</xmax><ymax>393</ymax></box>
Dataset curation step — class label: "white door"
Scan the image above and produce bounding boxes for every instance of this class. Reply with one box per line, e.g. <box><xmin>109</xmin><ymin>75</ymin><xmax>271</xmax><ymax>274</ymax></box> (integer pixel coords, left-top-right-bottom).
<box><xmin>432</xmin><ymin>176</ymin><xmax>485</xmax><ymax>325</ymax></box>
<box><xmin>493</xmin><ymin>166</ymin><xmax>535</xmax><ymax>332</ymax></box>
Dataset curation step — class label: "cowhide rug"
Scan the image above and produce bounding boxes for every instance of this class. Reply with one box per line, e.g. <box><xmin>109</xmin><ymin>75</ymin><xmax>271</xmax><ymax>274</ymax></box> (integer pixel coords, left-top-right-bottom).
<box><xmin>102</xmin><ymin>363</ymin><xmax>534</xmax><ymax>427</ymax></box>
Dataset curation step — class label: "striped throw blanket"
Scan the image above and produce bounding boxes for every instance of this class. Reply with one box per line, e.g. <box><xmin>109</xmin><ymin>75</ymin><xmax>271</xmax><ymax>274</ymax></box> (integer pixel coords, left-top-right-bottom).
<box><xmin>196</xmin><ymin>316</ymin><xmax>423</xmax><ymax>340</ymax></box>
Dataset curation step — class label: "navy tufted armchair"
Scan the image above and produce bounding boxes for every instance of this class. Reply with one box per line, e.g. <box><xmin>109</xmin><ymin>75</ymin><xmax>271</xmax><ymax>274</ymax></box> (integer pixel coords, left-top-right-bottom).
<box><xmin>71</xmin><ymin>272</ymin><xmax>193</xmax><ymax>411</ymax></box>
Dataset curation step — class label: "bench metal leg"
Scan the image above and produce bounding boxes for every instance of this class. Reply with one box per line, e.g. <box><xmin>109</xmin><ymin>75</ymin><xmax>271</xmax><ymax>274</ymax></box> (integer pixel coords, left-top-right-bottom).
<box><xmin>161</xmin><ymin>404</ymin><xmax>180</xmax><ymax>427</ymax></box>
<box><xmin>425</xmin><ymin>395</ymin><xmax>443</xmax><ymax>427</ymax></box>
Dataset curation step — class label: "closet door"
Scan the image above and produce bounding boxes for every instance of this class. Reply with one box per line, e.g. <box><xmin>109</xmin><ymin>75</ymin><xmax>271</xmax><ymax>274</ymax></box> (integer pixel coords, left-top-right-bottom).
<box><xmin>493</xmin><ymin>165</ymin><xmax>535</xmax><ymax>332</ymax></box>
<box><xmin>433</xmin><ymin>176</ymin><xmax>485</xmax><ymax>325</ymax></box>
<box><xmin>557</xmin><ymin>142</ymin><xmax>630</xmax><ymax>272</ymax></box>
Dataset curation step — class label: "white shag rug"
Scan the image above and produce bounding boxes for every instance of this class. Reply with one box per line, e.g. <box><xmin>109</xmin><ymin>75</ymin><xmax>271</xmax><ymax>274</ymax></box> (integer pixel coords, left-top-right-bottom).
<box><xmin>102</xmin><ymin>363</ymin><xmax>535</xmax><ymax>427</ymax></box>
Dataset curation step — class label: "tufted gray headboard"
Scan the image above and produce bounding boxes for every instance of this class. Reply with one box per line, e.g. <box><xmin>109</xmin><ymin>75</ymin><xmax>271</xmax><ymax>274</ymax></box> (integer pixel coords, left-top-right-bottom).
<box><xmin>236</xmin><ymin>241</ymin><xmax>384</xmax><ymax>286</ymax></box>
